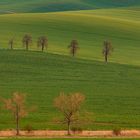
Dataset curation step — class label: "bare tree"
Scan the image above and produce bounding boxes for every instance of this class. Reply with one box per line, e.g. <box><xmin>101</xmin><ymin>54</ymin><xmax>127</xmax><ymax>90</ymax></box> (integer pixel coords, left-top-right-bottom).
<box><xmin>37</xmin><ymin>36</ymin><xmax>48</xmax><ymax>52</ymax></box>
<box><xmin>9</xmin><ymin>38</ymin><xmax>14</xmax><ymax>50</ymax></box>
<box><xmin>54</xmin><ymin>93</ymin><xmax>85</xmax><ymax>135</ymax></box>
<box><xmin>102</xmin><ymin>40</ymin><xmax>113</xmax><ymax>63</ymax></box>
<box><xmin>68</xmin><ymin>40</ymin><xmax>79</xmax><ymax>57</ymax></box>
<box><xmin>22</xmin><ymin>34</ymin><xmax>32</xmax><ymax>51</ymax></box>
<box><xmin>3</xmin><ymin>92</ymin><xmax>34</xmax><ymax>135</ymax></box>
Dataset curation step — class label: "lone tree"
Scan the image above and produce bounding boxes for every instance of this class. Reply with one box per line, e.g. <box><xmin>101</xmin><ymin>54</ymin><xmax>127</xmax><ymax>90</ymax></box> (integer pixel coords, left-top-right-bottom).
<box><xmin>37</xmin><ymin>36</ymin><xmax>48</xmax><ymax>52</ymax></box>
<box><xmin>102</xmin><ymin>40</ymin><xmax>113</xmax><ymax>63</ymax></box>
<box><xmin>68</xmin><ymin>40</ymin><xmax>79</xmax><ymax>57</ymax></box>
<box><xmin>3</xmin><ymin>92</ymin><xmax>33</xmax><ymax>135</ymax></box>
<box><xmin>22</xmin><ymin>34</ymin><xmax>32</xmax><ymax>51</ymax></box>
<box><xmin>9</xmin><ymin>38</ymin><xmax>14</xmax><ymax>50</ymax></box>
<box><xmin>54</xmin><ymin>93</ymin><xmax>85</xmax><ymax>135</ymax></box>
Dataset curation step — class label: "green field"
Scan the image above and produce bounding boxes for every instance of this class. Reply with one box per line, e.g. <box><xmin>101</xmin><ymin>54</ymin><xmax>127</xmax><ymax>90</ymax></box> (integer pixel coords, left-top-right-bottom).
<box><xmin>0</xmin><ymin>0</ymin><xmax>140</xmax><ymax>13</ymax></box>
<box><xmin>0</xmin><ymin>0</ymin><xmax>140</xmax><ymax>132</ymax></box>
<box><xmin>0</xmin><ymin>8</ymin><xmax>140</xmax><ymax>66</ymax></box>
<box><xmin>0</xmin><ymin>50</ymin><xmax>139</xmax><ymax>130</ymax></box>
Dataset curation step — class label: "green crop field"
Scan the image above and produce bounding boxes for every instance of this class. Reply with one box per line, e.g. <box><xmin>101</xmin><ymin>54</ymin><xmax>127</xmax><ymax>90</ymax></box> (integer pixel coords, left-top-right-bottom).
<box><xmin>0</xmin><ymin>8</ymin><xmax>140</xmax><ymax>66</ymax></box>
<box><xmin>0</xmin><ymin>0</ymin><xmax>140</xmax><ymax>133</ymax></box>
<box><xmin>0</xmin><ymin>0</ymin><xmax>140</xmax><ymax>13</ymax></box>
<box><xmin>0</xmin><ymin>50</ymin><xmax>139</xmax><ymax>130</ymax></box>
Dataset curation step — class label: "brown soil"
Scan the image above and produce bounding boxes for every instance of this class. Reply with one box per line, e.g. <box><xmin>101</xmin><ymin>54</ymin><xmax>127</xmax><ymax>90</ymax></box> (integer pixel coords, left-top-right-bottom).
<box><xmin>0</xmin><ymin>130</ymin><xmax>140</xmax><ymax>138</ymax></box>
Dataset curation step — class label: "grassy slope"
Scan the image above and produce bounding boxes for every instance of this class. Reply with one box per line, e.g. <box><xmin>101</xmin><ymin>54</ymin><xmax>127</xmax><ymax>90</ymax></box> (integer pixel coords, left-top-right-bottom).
<box><xmin>0</xmin><ymin>9</ymin><xmax>139</xmax><ymax>65</ymax></box>
<box><xmin>0</xmin><ymin>0</ymin><xmax>140</xmax><ymax>13</ymax></box>
<box><xmin>0</xmin><ymin>0</ymin><xmax>139</xmax><ymax>131</ymax></box>
<box><xmin>0</xmin><ymin>50</ymin><xmax>139</xmax><ymax>130</ymax></box>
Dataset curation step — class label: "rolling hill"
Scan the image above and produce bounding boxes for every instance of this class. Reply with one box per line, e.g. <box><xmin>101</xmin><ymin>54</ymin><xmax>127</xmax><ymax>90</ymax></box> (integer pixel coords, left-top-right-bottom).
<box><xmin>0</xmin><ymin>8</ymin><xmax>139</xmax><ymax>65</ymax></box>
<box><xmin>0</xmin><ymin>50</ymin><xmax>140</xmax><ymax>130</ymax></box>
<box><xmin>0</xmin><ymin>0</ymin><xmax>139</xmax><ymax>131</ymax></box>
<box><xmin>0</xmin><ymin>0</ymin><xmax>140</xmax><ymax>13</ymax></box>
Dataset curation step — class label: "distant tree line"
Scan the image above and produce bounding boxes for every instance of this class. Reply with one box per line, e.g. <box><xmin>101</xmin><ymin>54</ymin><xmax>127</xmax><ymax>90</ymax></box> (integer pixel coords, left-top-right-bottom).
<box><xmin>9</xmin><ymin>34</ymin><xmax>48</xmax><ymax>52</ymax></box>
<box><xmin>8</xmin><ymin>34</ymin><xmax>113</xmax><ymax>63</ymax></box>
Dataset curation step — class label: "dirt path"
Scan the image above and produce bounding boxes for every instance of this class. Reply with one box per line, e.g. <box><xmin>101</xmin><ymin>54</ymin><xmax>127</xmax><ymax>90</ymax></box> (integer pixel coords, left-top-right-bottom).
<box><xmin>0</xmin><ymin>130</ymin><xmax>140</xmax><ymax>138</ymax></box>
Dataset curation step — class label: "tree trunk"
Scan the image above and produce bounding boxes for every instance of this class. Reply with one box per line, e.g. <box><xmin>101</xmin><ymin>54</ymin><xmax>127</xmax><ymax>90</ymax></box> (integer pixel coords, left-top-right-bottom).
<box><xmin>67</xmin><ymin>121</ymin><xmax>71</xmax><ymax>135</ymax></box>
<box><xmin>11</xmin><ymin>44</ymin><xmax>13</xmax><ymax>50</ymax></box>
<box><xmin>16</xmin><ymin>106</ymin><xmax>19</xmax><ymax>136</ymax></box>
<box><xmin>26</xmin><ymin>42</ymin><xmax>28</xmax><ymax>51</ymax></box>
<box><xmin>104</xmin><ymin>46</ymin><xmax>108</xmax><ymax>63</ymax></box>
<box><xmin>105</xmin><ymin>53</ymin><xmax>108</xmax><ymax>63</ymax></box>
<box><xmin>42</xmin><ymin>45</ymin><xmax>44</xmax><ymax>52</ymax></box>
<box><xmin>72</xmin><ymin>48</ymin><xmax>75</xmax><ymax>57</ymax></box>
